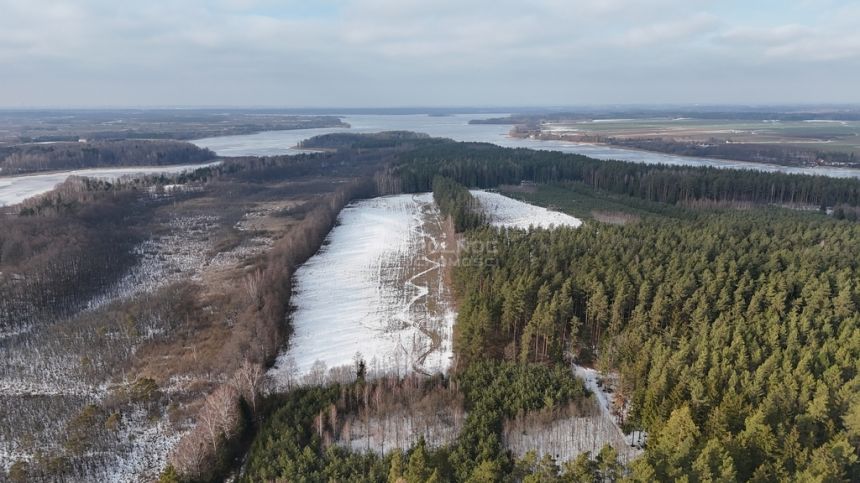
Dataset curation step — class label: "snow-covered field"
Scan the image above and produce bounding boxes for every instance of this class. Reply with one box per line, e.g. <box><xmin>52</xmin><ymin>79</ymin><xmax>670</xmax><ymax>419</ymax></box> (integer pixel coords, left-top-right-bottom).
<box><xmin>472</xmin><ymin>190</ymin><xmax>582</xmax><ymax>229</ymax></box>
<box><xmin>269</xmin><ymin>193</ymin><xmax>457</xmax><ymax>387</ymax></box>
<box><xmin>269</xmin><ymin>191</ymin><xmax>582</xmax><ymax>387</ymax></box>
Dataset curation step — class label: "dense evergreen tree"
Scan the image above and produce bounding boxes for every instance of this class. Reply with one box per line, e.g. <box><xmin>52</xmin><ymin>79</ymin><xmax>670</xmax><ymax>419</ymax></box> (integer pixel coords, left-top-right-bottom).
<box><xmin>432</xmin><ymin>176</ymin><xmax>485</xmax><ymax>232</ymax></box>
<box><xmin>395</xmin><ymin>142</ymin><xmax>860</xmax><ymax>208</ymax></box>
<box><xmin>451</xmin><ymin>208</ymin><xmax>860</xmax><ymax>480</ymax></box>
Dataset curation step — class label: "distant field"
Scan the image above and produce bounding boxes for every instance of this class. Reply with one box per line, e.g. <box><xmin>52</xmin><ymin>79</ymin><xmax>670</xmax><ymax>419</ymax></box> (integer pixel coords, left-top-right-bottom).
<box><xmin>541</xmin><ymin>118</ymin><xmax>860</xmax><ymax>156</ymax></box>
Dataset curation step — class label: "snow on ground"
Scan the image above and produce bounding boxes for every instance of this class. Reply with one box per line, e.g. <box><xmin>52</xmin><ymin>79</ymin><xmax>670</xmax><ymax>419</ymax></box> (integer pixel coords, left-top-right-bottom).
<box><xmin>574</xmin><ymin>364</ymin><xmax>647</xmax><ymax>449</ymax></box>
<box><xmin>0</xmin><ymin>211</ymin><xmax>255</xmax><ymax>478</ymax></box>
<box><xmin>471</xmin><ymin>190</ymin><xmax>582</xmax><ymax>229</ymax></box>
<box><xmin>504</xmin><ymin>366</ymin><xmax>643</xmax><ymax>464</ymax></box>
<box><xmin>88</xmin><ymin>212</ymin><xmax>274</xmax><ymax>311</ymax></box>
<box><xmin>0</xmin><ymin>378</ymin><xmax>100</xmax><ymax>397</ymax></box>
<box><xmin>0</xmin><ymin>162</ymin><xmax>219</xmax><ymax>207</ymax></box>
<box><xmin>264</xmin><ymin>190</ymin><xmax>644</xmax><ymax>464</ymax></box>
<box><xmin>268</xmin><ymin>191</ymin><xmax>580</xmax><ymax>387</ymax></box>
<box><xmin>269</xmin><ymin>193</ymin><xmax>456</xmax><ymax>387</ymax></box>
<box><xmin>85</xmin><ymin>215</ymin><xmax>219</xmax><ymax>310</ymax></box>
<box><xmin>101</xmin><ymin>410</ymin><xmax>185</xmax><ymax>483</ymax></box>
<box><xmin>574</xmin><ymin>365</ymin><xmax>613</xmax><ymax>419</ymax></box>
<box><xmin>504</xmin><ymin>412</ymin><xmax>640</xmax><ymax>465</ymax></box>
<box><xmin>338</xmin><ymin>410</ymin><xmax>464</xmax><ymax>455</ymax></box>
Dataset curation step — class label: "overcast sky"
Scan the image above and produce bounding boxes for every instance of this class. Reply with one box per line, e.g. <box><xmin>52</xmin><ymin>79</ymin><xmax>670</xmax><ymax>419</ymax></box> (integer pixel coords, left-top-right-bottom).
<box><xmin>2</xmin><ymin>0</ymin><xmax>859</xmax><ymax>107</ymax></box>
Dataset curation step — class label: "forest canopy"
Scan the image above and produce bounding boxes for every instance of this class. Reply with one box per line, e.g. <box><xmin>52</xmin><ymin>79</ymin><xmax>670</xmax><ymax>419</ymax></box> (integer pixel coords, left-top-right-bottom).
<box><xmin>0</xmin><ymin>140</ymin><xmax>216</xmax><ymax>175</ymax></box>
<box><xmin>395</xmin><ymin>142</ymin><xmax>860</xmax><ymax>208</ymax></box>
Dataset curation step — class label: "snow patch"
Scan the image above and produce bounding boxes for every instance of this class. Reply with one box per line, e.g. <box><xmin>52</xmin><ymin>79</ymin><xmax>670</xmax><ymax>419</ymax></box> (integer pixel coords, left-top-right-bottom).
<box><xmin>574</xmin><ymin>364</ymin><xmax>647</xmax><ymax>449</ymax></box>
<box><xmin>471</xmin><ymin>190</ymin><xmax>582</xmax><ymax>229</ymax></box>
<box><xmin>268</xmin><ymin>193</ymin><xmax>456</xmax><ymax>388</ymax></box>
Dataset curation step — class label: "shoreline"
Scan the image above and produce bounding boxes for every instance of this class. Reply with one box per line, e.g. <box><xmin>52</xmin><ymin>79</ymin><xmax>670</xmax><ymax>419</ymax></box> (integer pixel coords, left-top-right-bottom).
<box><xmin>0</xmin><ymin>160</ymin><xmax>222</xmax><ymax>180</ymax></box>
<box><xmin>509</xmin><ymin>131</ymin><xmax>860</xmax><ymax>173</ymax></box>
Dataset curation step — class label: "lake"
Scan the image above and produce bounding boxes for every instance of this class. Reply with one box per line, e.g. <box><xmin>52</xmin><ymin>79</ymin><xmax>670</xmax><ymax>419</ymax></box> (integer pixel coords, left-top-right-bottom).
<box><xmin>194</xmin><ymin>113</ymin><xmax>860</xmax><ymax>179</ymax></box>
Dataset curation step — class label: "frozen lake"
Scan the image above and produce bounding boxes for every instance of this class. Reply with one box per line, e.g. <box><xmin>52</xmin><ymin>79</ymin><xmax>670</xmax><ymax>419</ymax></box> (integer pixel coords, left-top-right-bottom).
<box><xmin>0</xmin><ymin>163</ymin><xmax>217</xmax><ymax>207</ymax></box>
<box><xmin>194</xmin><ymin>113</ymin><xmax>860</xmax><ymax>179</ymax></box>
<box><xmin>268</xmin><ymin>191</ymin><xmax>582</xmax><ymax>387</ymax></box>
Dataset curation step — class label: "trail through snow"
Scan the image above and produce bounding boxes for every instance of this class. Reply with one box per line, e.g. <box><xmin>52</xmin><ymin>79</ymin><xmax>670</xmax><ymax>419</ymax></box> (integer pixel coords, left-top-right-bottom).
<box><xmin>268</xmin><ymin>191</ymin><xmax>582</xmax><ymax>387</ymax></box>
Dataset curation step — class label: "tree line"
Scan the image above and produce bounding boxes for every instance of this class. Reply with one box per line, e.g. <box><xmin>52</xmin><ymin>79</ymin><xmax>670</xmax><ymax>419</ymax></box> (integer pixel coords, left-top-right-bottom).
<box><xmin>0</xmin><ymin>180</ymin><xmax>159</xmax><ymax>333</ymax></box>
<box><xmin>238</xmin><ymin>360</ymin><xmax>596</xmax><ymax>482</ymax></box>
<box><xmin>394</xmin><ymin>142</ymin><xmax>860</xmax><ymax>208</ymax></box>
<box><xmin>0</xmin><ymin>140</ymin><xmax>215</xmax><ymax>175</ymax></box>
<box><xmin>432</xmin><ymin>176</ymin><xmax>485</xmax><ymax>232</ymax></box>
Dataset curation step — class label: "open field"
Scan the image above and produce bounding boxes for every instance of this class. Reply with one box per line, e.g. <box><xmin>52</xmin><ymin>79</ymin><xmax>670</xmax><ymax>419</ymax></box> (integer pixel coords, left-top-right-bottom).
<box><xmin>472</xmin><ymin>190</ymin><xmax>582</xmax><ymax>229</ymax></box>
<box><xmin>269</xmin><ymin>193</ymin><xmax>458</xmax><ymax>386</ymax></box>
<box><xmin>543</xmin><ymin>118</ymin><xmax>860</xmax><ymax>149</ymax></box>
<box><xmin>268</xmin><ymin>190</ymin><xmax>586</xmax><ymax>388</ymax></box>
<box><xmin>533</xmin><ymin>117</ymin><xmax>860</xmax><ymax>167</ymax></box>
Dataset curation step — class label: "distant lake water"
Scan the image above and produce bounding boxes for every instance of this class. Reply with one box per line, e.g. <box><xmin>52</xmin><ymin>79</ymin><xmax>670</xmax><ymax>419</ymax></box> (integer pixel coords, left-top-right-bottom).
<box><xmin>194</xmin><ymin>113</ymin><xmax>860</xmax><ymax>179</ymax></box>
<box><xmin>4</xmin><ymin>114</ymin><xmax>860</xmax><ymax>207</ymax></box>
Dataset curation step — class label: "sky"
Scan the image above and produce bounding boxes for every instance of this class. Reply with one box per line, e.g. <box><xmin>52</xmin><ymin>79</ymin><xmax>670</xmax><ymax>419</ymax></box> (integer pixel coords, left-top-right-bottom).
<box><xmin>1</xmin><ymin>0</ymin><xmax>859</xmax><ymax>107</ymax></box>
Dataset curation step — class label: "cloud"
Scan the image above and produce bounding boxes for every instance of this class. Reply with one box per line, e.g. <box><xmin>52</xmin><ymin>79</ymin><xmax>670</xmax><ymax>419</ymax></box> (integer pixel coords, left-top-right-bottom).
<box><xmin>616</xmin><ymin>14</ymin><xmax>720</xmax><ymax>48</ymax></box>
<box><xmin>0</xmin><ymin>0</ymin><xmax>858</xmax><ymax>106</ymax></box>
<box><xmin>719</xmin><ymin>23</ymin><xmax>860</xmax><ymax>62</ymax></box>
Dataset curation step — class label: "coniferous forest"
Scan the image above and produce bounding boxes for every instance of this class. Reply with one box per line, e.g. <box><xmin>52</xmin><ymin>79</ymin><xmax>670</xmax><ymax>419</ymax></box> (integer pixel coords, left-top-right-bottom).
<box><xmin>235</xmin><ymin>139</ymin><xmax>860</xmax><ymax>482</ymax></box>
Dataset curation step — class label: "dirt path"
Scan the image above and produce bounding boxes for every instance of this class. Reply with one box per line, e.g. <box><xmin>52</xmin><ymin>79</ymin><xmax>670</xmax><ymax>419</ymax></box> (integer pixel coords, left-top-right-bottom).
<box><xmin>391</xmin><ymin>195</ymin><xmax>454</xmax><ymax>374</ymax></box>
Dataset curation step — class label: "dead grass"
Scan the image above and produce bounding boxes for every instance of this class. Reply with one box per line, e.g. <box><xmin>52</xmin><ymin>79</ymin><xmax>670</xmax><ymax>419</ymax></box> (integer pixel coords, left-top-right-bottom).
<box><xmin>591</xmin><ymin>211</ymin><xmax>640</xmax><ymax>225</ymax></box>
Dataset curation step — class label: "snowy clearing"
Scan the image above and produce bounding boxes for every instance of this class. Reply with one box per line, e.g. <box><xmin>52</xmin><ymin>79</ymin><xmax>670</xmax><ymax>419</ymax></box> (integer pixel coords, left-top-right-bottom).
<box><xmin>504</xmin><ymin>411</ymin><xmax>640</xmax><ymax>465</ymax></box>
<box><xmin>338</xmin><ymin>409</ymin><xmax>464</xmax><ymax>455</ymax></box>
<box><xmin>471</xmin><ymin>190</ymin><xmax>582</xmax><ymax>229</ymax></box>
<box><xmin>269</xmin><ymin>191</ymin><xmax>582</xmax><ymax>387</ymax></box>
<box><xmin>269</xmin><ymin>193</ymin><xmax>457</xmax><ymax>387</ymax></box>
<box><xmin>574</xmin><ymin>364</ymin><xmax>647</xmax><ymax>450</ymax></box>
